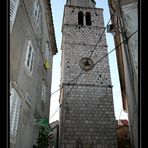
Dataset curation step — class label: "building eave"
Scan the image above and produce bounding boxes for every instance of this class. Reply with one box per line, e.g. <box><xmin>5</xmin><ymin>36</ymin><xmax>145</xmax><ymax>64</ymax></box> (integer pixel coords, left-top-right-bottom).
<box><xmin>108</xmin><ymin>0</ymin><xmax>127</xmax><ymax>112</ymax></box>
<box><xmin>115</xmin><ymin>36</ymin><xmax>127</xmax><ymax>112</ymax></box>
<box><xmin>44</xmin><ymin>0</ymin><xmax>58</xmax><ymax>55</ymax></box>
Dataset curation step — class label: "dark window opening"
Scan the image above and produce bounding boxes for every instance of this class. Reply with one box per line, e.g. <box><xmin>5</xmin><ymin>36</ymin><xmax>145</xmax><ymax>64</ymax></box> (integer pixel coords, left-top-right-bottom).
<box><xmin>86</xmin><ymin>12</ymin><xmax>91</xmax><ymax>26</ymax></box>
<box><xmin>78</xmin><ymin>11</ymin><xmax>83</xmax><ymax>25</ymax></box>
<box><xmin>125</xmin><ymin>134</ymin><xmax>129</xmax><ymax>139</ymax></box>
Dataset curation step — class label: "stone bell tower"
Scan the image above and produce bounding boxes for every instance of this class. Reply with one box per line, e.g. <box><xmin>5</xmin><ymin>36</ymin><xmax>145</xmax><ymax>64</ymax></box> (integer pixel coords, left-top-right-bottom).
<box><xmin>59</xmin><ymin>0</ymin><xmax>117</xmax><ymax>147</ymax></box>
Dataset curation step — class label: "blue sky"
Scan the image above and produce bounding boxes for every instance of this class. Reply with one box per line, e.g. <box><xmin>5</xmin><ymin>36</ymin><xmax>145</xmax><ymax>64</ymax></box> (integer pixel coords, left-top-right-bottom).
<box><xmin>49</xmin><ymin>0</ymin><xmax>128</xmax><ymax>123</ymax></box>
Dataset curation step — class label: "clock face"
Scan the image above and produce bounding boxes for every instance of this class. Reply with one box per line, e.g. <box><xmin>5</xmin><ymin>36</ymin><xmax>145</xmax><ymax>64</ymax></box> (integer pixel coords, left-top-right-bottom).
<box><xmin>79</xmin><ymin>57</ymin><xmax>94</xmax><ymax>71</ymax></box>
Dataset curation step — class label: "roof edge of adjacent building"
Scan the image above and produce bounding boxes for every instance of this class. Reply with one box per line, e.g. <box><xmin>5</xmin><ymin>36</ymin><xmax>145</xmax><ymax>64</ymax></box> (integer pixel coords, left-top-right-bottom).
<box><xmin>44</xmin><ymin>0</ymin><xmax>58</xmax><ymax>55</ymax></box>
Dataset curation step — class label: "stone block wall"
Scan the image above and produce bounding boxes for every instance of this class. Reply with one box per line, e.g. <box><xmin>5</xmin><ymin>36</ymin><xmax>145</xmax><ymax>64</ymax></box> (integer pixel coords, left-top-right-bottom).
<box><xmin>59</xmin><ymin>5</ymin><xmax>117</xmax><ymax>148</ymax></box>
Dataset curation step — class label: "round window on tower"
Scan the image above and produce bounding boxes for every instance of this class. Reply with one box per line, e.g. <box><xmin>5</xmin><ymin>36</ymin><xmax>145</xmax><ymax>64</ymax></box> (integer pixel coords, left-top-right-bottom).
<box><xmin>79</xmin><ymin>57</ymin><xmax>94</xmax><ymax>71</ymax></box>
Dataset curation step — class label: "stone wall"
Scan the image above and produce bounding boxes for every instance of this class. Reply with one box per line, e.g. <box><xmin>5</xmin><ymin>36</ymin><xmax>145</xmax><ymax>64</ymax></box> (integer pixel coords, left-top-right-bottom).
<box><xmin>59</xmin><ymin>5</ymin><xmax>117</xmax><ymax>148</ymax></box>
<box><xmin>10</xmin><ymin>0</ymin><xmax>55</xmax><ymax>147</ymax></box>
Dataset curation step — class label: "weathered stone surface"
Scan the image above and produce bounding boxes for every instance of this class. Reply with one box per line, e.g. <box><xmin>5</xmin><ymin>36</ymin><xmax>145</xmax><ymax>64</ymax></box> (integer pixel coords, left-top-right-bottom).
<box><xmin>59</xmin><ymin>4</ymin><xmax>117</xmax><ymax>148</ymax></box>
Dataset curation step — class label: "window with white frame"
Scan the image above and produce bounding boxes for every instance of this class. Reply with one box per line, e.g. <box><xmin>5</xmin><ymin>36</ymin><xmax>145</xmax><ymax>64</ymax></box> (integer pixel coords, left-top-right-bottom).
<box><xmin>25</xmin><ymin>39</ymin><xmax>35</xmax><ymax>74</ymax></box>
<box><xmin>33</xmin><ymin>0</ymin><xmax>41</xmax><ymax>24</ymax></box>
<box><xmin>10</xmin><ymin>0</ymin><xmax>20</xmax><ymax>32</ymax></box>
<box><xmin>41</xmin><ymin>81</ymin><xmax>46</xmax><ymax>103</ymax></box>
<box><xmin>44</xmin><ymin>41</ymin><xmax>51</xmax><ymax>69</ymax></box>
<box><xmin>10</xmin><ymin>88</ymin><xmax>21</xmax><ymax>143</ymax></box>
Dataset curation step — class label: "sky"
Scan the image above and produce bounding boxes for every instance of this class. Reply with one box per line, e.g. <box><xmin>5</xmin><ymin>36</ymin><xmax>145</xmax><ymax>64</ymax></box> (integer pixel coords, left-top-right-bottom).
<box><xmin>49</xmin><ymin>0</ymin><xmax>128</xmax><ymax>123</ymax></box>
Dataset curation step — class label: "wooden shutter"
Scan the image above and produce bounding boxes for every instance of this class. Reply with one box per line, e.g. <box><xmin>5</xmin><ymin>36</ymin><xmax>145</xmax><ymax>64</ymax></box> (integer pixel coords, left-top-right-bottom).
<box><xmin>45</xmin><ymin>42</ymin><xmax>50</xmax><ymax>59</ymax></box>
<box><xmin>44</xmin><ymin>41</ymin><xmax>51</xmax><ymax>69</ymax></box>
<box><xmin>27</xmin><ymin>46</ymin><xmax>32</xmax><ymax>67</ymax></box>
<box><xmin>25</xmin><ymin>40</ymin><xmax>35</xmax><ymax>72</ymax></box>
<box><xmin>41</xmin><ymin>81</ymin><xmax>46</xmax><ymax>103</ymax></box>
<box><xmin>10</xmin><ymin>88</ymin><xmax>21</xmax><ymax>139</ymax></box>
<box><xmin>25</xmin><ymin>40</ymin><xmax>31</xmax><ymax>68</ymax></box>
<box><xmin>33</xmin><ymin>0</ymin><xmax>40</xmax><ymax>23</ymax></box>
<box><xmin>36</xmin><ymin>2</ymin><xmax>40</xmax><ymax>23</ymax></box>
<box><xmin>10</xmin><ymin>0</ymin><xmax>20</xmax><ymax>32</ymax></box>
<box><xmin>30</xmin><ymin>51</ymin><xmax>35</xmax><ymax>72</ymax></box>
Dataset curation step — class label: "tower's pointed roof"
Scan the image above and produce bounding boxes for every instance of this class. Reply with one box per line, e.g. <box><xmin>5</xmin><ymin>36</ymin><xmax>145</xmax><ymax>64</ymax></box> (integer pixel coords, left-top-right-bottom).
<box><xmin>66</xmin><ymin>0</ymin><xmax>96</xmax><ymax>8</ymax></box>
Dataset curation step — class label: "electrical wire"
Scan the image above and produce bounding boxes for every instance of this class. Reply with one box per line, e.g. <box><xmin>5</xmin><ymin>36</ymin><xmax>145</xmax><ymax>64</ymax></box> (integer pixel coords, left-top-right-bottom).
<box><xmin>49</xmin><ymin>10</ymin><xmax>116</xmax><ymax>96</ymax></box>
<box><xmin>50</xmin><ymin>0</ymin><xmax>137</xmax><ymax>122</ymax></box>
<box><xmin>93</xmin><ymin>30</ymin><xmax>138</xmax><ymax>66</ymax></box>
<box><xmin>50</xmin><ymin>86</ymin><xmax>63</xmax><ymax>96</ymax></box>
<box><xmin>49</xmin><ymin>29</ymin><xmax>137</xmax><ymax>98</ymax></box>
<box><xmin>87</xmin><ymin>10</ymin><xmax>116</xmax><ymax>58</ymax></box>
<box><xmin>50</xmin><ymin>69</ymin><xmax>84</xmax><ymax>120</ymax></box>
<box><xmin>49</xmin><ymin>30</ymin><xmax>138</xmax><ymax>120</ymax></box>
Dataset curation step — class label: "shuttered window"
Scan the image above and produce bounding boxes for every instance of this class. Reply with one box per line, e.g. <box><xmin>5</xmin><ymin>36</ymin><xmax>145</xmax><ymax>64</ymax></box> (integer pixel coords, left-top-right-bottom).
<box><xmin>45</xmin><ymin>41</ymin><xmax>50</xmax><ymax>61</ymax></box>
<box><xmin>26</xmin><ymin>92</ymin><xmax>32</xmax><ymax>103</ymax></box>
<box><xmin>25</xmin><ymin>40</ymin><xmax>35</xmax><ymax>74</ymax></box>
<box><xmin>44</xmin><ymin>41</ymin><xmax>51</xmax><ymax>69</ymax></box>
<box><xmin>33</xmin><ymin>0</ymin><xmax>40</xmax><ymax>24</ymax></box>
<box><xmin>10</xmin><ymin>0</ymin><xmax>20</xmax><ymax>32</ymax></box>
<box><xmin>10</xmin><ymin>88</ymin><xmax>21</xmax><ymax>141</ymax></box>
<box><xmin>41</xmin><ymin>81</ymin><xmax>46</xmax><ymax>103</ymax></box>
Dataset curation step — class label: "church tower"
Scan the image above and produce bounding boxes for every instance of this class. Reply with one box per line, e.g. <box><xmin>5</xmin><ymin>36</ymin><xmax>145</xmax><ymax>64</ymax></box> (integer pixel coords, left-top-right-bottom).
<box><xmin>59</xmin><ymin>0</ymin><xmax>117</xmax><ymax>147</ymax></box>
